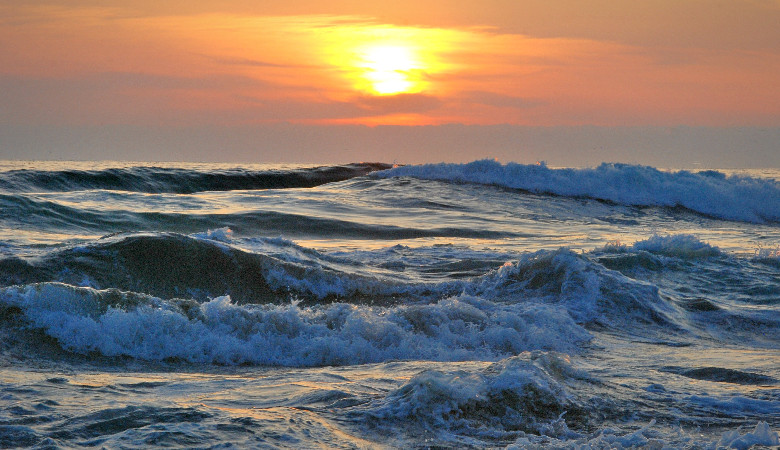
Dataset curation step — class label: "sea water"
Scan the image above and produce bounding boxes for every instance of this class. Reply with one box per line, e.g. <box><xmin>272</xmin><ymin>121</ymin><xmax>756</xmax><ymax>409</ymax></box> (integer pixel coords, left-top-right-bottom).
<box><xmin>0</xmin><ymin>160</ymin><xmax>778</xmax><ymax>448</ymax></box>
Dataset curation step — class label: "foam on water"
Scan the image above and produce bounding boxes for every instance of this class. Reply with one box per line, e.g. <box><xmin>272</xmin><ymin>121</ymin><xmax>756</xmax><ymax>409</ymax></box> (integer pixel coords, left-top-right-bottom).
<box><xmin>508</xmin><ymin>421</ymin><xmax>780</xmax><ymax>449</ymax></box>
<box><xmin>363</xmin><ymin>352</ymin><xmax>780</xmax><ymax>448</ymax></box>
<box><xmin>379</xmin><ymin>160</ymin><xmax>780</xmax><ymax>223</ymax></box>
<box><xmin>717</xmin><ymin>422</ymin><xmax>780</xmax><ymax>450</ymax></box>
<box><xmin>601</xmin><ymin>233</ymin><xmax>721</xmax><ymax>259</ymax></box>
<box><xmin>0</xmin><ymin>283</ymin><xmax>590</xmax><ymax>366</ymax></box>
<box><xmin>2</xmin><ymin>159</ymin><xmax>780</xmax><ymax>448</ymax></box>
<box><xmin>239</xmin><ymin>238</ymin><xmax>683</xmax><ymax>336</ymax></box>
<box><xmin>367</xmin><ymin>352</ymin><xmax>589</xmax><ymax>437</ymax></box>
<box><xmin>469</xmin><ymin>248</ymin><xmax>676</xmax><ymax>330</ymax></box>
<box><xmin>13</xmin><ymin>231</ymin><xmax>778</xmax><ymax>367</ymax></box>
<box><xmin>4</xmin><ymin>231</ymin><xmax>778</xmax><ymax>368</ymax></box>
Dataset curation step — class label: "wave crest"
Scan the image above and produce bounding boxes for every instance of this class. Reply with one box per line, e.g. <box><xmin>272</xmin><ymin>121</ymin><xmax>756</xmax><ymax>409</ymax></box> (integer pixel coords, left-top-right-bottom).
<box><xmin>367</xmin><ymin>352</ymin><xmax>589</xmax><ymax>436</ymax></box>
<box><xmin>378</xmin><ymin>160</ymin><xmax>780</xmax><ymax>223</ymax></box>
<box><xmin>0</xmin><ymin>163</ymin><xmax>391</xmax><ymax>194</ymax></box>
<box><xmin>600</xmin><ymin>234</ymin><xmax>721</xmax><ymax>259</ymax></box>
<box><xmin>0</xmin><ymin>283</ymin><xmax>590</xmax><ymax>366</ymax></box>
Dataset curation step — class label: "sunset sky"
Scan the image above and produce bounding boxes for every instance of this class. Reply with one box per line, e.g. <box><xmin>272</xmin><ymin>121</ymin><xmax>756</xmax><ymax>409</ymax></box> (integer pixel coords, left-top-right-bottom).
<box><xmin>1</xmin><ymin>1</ymin><xmax>779</xmax><ymax>166</ymax></box>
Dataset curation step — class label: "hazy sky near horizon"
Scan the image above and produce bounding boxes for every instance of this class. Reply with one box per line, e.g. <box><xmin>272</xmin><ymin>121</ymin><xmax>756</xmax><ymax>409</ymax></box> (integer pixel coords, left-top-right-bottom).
<box><xmin>1</xmin><ymin>1</ymin><xmax>779</xmax><ymax>166</ymax></box>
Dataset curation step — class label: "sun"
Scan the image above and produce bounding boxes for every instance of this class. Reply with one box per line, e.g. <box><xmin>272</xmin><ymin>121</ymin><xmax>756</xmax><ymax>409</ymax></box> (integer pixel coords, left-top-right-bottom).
<box><xmin>357</xmin><ymin>44</ymin><xmax>424</xmax><ymax>95</ymax></box>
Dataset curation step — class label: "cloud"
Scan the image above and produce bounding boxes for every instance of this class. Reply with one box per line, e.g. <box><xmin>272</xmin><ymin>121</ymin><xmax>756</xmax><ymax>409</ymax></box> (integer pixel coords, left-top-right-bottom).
<box><xmin>40</xmin><ymin>1</ymin><xmax>778</xmax><ymax>53</ymax></box>
<box><xmin>205</xmin><ymin>55</ymin><xmax>319</xmax><ymax>69</ymax></box>
<box><xmin>353</xmin><ymin>93</ymin><xmax>444</xmax><ymax>114</ymax></box>
<box><xmin>2</xmin><ymin>3</ymin><xmax>778</xmax><ymax>129</ymax></box>
<box><xmin>0</xmin><ymin>73</ymin><xmax>292</xmax><ymax>125</ymax></box>
<box><xmin>461</xmin><ymin>91</ymin><xmax>544</xmax><ymax>109</ymax></box>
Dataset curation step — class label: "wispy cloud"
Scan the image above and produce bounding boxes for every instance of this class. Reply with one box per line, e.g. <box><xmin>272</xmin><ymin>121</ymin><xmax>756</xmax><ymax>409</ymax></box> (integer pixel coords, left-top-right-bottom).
<box><xmin>205</xmin><ymin>56</ymin><xmax>296</xmax><ymax>68</ymax></box>
<box><xmin>461</xmin><ymin>91</ymin><xmax>544</xmax><ymax>109</ymax></box>
<box><xmin>1</xmin><ymin>3</ymin><xmax>778</xmax><ymax>128</ymax></box>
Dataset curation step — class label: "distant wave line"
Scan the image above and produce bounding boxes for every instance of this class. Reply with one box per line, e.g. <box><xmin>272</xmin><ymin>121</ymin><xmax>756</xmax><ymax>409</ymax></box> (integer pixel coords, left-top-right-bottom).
<box><xmin>0</xmin><ymin>162</ymin><xmax>392</xmax><ymax>194</ymax></box>
<box><xmin>378</xmin><ymin>160</ymin><xmax>780</xmax><ymax>224</ymax></box>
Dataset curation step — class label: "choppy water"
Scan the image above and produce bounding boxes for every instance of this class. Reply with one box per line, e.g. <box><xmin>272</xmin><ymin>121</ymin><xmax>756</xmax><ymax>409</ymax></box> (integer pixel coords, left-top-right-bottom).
<box><xmin>1</xmin><ymin>160</ymin><xmax>778</xmax><ymax>448</ymax></box>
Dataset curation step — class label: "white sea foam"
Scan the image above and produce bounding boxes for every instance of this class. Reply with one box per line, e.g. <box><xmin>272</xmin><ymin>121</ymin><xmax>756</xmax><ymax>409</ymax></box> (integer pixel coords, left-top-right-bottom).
<box><xmin>507</xmin><ymin>421</ymin><xmax>780</xmax><ymax>449</ymax></box>
<box><xmin>256</xmin><ymin>245</ymin><xmax>678</xmax><ymax>333</ymax></box>
<box><xmin>1</xmin><ymin>236</ymin><xmax>684</xmax><ymax>367</ymax></box>
<box><xmin>369</xmin><ymin>352</ymin><xmax>586</xmax><ymax>435</ymax></box>
<box><xmin>469</xmin><ymin>248</ymin><xmax>674</xmax><ymax>328</ymax></box>
<box><xmin>379</xmin><ymin>160</ymin><xmax>780</xmax><ymax>223</ymax></box>
<box><xmin>0</xmin><ymin>283</ymin><xmax>590</xmax><ymax>366</ymax></box>
<box><xmin>686</xmin><ymin>395</ymin><xmax>780</xmax><ymax>415</ymax></box>
<box><xmin>600</xmin><ymin>233</ymin><xmax>721</xmax><ymax>259</ymax></box>
<box><xmin>192</xmin><ymin>227</ymin><xmax>234</xmax><ymax>243</ymax></box>
<box><xmin>754</xmin><ymin>244</ymin><xmax>780</xmax><ymax>260</ymax></box>
<box><xmin>717</xmin><ymin>422</ymin><xmax>780</xmax><ymax>450</ymax></box>
<box><xmin>235</xmin><ymin>240</ymin><xmax>678</xmax><ymax>332</ymax></box>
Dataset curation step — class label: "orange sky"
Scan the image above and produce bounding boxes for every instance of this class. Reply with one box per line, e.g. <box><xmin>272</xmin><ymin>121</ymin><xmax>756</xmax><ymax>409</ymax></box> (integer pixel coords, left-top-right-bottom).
<box><xmin>0</xmin><ymin>1</ymin><xmax>779</xmax><ymax>165</ymax></box>
<box><xmin>2</xmin><ymin>0</ymin><xmax>778</xmax><ymax>128</ymax></box>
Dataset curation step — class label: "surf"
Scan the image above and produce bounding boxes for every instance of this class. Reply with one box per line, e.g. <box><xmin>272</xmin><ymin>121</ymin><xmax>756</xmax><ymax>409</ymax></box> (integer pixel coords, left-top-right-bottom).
<box><xmin>378</xmin><ymin>160</ymin><xmax>780</xmax><ymax>223</ymax></box>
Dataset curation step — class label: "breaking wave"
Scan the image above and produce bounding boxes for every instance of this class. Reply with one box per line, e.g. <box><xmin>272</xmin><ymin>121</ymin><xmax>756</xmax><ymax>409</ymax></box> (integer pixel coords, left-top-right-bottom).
<box><xmin>0</xmin><ymin>282</ymin><xmax>591</xmax><ymax>366</ymax></box>
<box><xmin>0</xmin><ymin>233</ymin><xmax>720</xmax><ymax>366</ymax></box>
<box><xmin>378</xmin><ymin>160</ymin><xmax>780</xmax><ymax>223</ymax></box>
<box><xmin>1</xmin><ymin>232</ymin><xmax>776</xmax><ymax>366</ymax></box>
<box><xmin>367</xmin><ymin>352</ymin><xmax>590</xmax><ymax>436</ymax></box>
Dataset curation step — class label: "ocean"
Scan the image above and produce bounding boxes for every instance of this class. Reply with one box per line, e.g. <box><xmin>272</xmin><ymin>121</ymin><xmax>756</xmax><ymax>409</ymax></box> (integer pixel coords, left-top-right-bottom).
<box><xmin>0</xmin><ymin>159</ymin><xmax>778</xmax><ymax>449</ymax></box>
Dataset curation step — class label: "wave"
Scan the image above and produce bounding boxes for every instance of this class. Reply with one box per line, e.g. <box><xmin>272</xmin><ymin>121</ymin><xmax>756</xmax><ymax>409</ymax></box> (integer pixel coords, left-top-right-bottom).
<box><xmin>3</xmin><ymin>233</ymin><xmax>776</xmax><ymax>365</ymax></box>
<box><xmin>366</xmin><ymin>352</ymin><xmax>589</xmax><ymax>436</ymax></box>
<box><xmin>0</xmin><ymin>163</ymin><xmax>391</xmax><ymax>194</ymax></box>
<box><xmin>378</xmin><ymin>160</ymin><xmax>780</xmax><ymax>223</ymax></box>
<box><xmin>0</xmin><ymin>233</ymin><xmax>691</xmax><ymax>366</ymax></box>
<box><xmin>363</xmin><ymin>351</ymin><xmax>779</xmax><ymax>446</ymax></box>
<box><xmin>0</xmin><ymin>233</ymin><xmax>400</xmax><ymax>304</ymax></box>
<box><xmin>467</xmin><ymin>248</ymin><xmax>679</xmax><ymax>332</ymax></box>
<box><xmin>597</xmin><ymin>234</ymin><xmax>721</xmax><ymax>262</ymax></box>
<box><xmin>0</xmin><ymin>194</ymin><xmax>513</xmax><ymax>239</ymax></box>
<box><xmin>0</xmin><ymin>233</ymin><xmax>501</xmax><ymax>303</ymax></box>
<box><xmin>0</xmin><ymin>282</ymin><xmax>591</xmax><ymax>366</ymax></box>
<box><xmin>661</xmin><ymin>366</ymin><xmax>777</xmax><ymax>385</ymax></box>
<box><xmin>1</xmin><ymin>233</ymin><xmax>678</xmax><ymax>327</ymax></box>
<box><xmin>594</xmin><ymin>234</ymin><xmax>780</xmax><ymax>346</ymax></box>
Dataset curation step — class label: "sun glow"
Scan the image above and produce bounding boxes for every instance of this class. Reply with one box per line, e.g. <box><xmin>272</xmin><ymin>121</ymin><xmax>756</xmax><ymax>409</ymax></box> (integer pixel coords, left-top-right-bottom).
<box><xmin>356</xmin><ymin>44</ymin><xmax>425</xmax><ymax>95</ymax></box>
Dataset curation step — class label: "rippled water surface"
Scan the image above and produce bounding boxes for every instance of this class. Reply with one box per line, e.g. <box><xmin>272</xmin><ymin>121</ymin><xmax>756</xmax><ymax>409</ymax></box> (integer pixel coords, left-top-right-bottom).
<box><xmin>1</xmin><ymin>160</ymin><xmax>778</xmax><ymax>448</ymax></box>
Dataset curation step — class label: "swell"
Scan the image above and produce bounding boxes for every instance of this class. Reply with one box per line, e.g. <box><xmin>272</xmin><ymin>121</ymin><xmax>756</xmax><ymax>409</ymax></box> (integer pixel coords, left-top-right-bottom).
<box><xmin>661</xmin><ymin>366</ymin><xmax>778</xmax><ymax>385</ymax></box>
<box><xmin>0</xmin><ymin>162</ymin><xmax>391</xmax><ymax>194</ymax></box>
<box><xmin>0</xmin><ymin>235</ymin><xmax>598</xmax><ymax>365</ymax></box>
<box><xmin>1</xmin><ymin>234</ymin><xmax>777</xmax><ymax>365</ymax></box>
<box><xmin>0</xmin><ymin>233</ymin><xmax>678</xmax><ymax>319</ymax></box>
<box><xmin>0</xmin><ymin>233</ymin><xmax>456</xmax><ymax>304</ymax></box>
<box><xmin>378</xmin><ymin>160</ymin><xmax>780</xmax><ymax>224</ymax></box>
<box><xmin>0</xmin><ymin>234</ymin><xmax>676</xmax><ymax>366</ymax></box>
<box><xmin>0</xmin><ymin>193</ymin><xmax>132</xmax><ymax>232</ymax></box>
<box><xmin>366</xmin><ymin>352</ymin><xmax>592</xmax><ymax>435</ymax></box>
<box><xmin>0</xmin><ymin>233</ymin><xmax>346</xmax><ymax>304</ymax></box>
<box><xmin>0</xmin><ymin>196</ymin><xmax>509</xmax><ymax>240</ymax></box>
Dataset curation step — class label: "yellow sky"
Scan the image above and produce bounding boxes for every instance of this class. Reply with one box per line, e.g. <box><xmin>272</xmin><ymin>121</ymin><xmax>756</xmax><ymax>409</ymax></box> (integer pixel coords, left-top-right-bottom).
<box><xmin>1</xmin><ymin>1</ymin><xmax>779</xmax><ymax>129</ymax></box>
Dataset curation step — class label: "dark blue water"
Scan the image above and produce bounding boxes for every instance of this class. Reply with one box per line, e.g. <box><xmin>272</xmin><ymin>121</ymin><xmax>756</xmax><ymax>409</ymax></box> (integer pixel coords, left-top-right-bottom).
<box><xmin>1</xmin><ymin>160</ymin><xmax>778</xmax><ymax>448</ymax></box>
